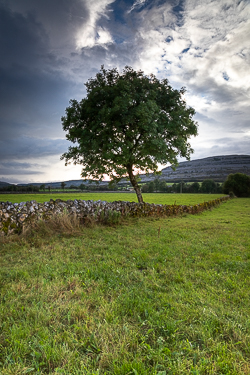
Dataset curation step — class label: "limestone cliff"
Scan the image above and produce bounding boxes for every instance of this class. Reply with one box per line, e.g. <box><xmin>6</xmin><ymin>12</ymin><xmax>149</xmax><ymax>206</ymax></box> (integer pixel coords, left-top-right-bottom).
<box><xmin>139</xmin><ymin>155</ymin><xmax>250</xmax><ymax>182</ymax></box>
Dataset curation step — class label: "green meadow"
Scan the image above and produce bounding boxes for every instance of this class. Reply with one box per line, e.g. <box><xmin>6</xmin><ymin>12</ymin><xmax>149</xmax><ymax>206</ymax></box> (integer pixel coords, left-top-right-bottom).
<box><xmin>0</xmin><ymin>192</ymin><xmax>223</xmax><ymax>205</ymax></box>
<box><xmin>0</xmin><ymin>196</ymin><xmax>249</xmax><ymax>374</ymax></box>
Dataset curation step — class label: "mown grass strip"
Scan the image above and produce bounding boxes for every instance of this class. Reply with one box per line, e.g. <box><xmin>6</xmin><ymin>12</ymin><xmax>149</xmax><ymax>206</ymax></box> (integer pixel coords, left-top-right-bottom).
<box><xmin>0</xmin><ymin>193</ymin><xmax>224</xmax><ymax>205</ymax></box>
<box><xmin>0</xmin><ymin>198</ymin><xmax>249</xmax><ymax>374</ymax></box>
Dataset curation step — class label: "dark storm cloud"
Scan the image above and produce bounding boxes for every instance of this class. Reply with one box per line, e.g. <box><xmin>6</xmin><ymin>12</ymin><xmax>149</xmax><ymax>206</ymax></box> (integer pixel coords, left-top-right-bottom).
<box><xmin>4</xmin><ymin>0</ymin><xmax>89</xmax><ymax>47</ymax></box>
<box><xmin>0</xmin><ymin>137</ymin><xmax>69</xmax><ymax>162</ymax></box>
<box><xmin>0</xmin><ymin>66</ymin><xmax>73</xmax><ymax>138</ymax></box>
<box><xmin>0</xmin><ymin>0</ymin><xmax>88</xmax><ymax>169</ymax></box>
<box><xmin>0</xmin><ymin>3</ymin><xmax>50</xmax><ymax>67</ymax></box>
<box><xmin>0</xmin><ymin>161</ymin><xmax>43</xmax><ymax>175</ymax></box>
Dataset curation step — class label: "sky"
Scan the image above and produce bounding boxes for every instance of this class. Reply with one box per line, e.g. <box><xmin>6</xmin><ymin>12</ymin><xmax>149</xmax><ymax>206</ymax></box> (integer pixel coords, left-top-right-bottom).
<box><xmin>0</xmin><ymin>0</ymin><xmax>249</xmax><ymax>184</ymax></box>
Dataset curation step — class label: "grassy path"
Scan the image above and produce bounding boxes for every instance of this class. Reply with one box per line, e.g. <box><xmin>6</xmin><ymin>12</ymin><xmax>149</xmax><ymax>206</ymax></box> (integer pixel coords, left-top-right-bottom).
<box><xmin>0</xmin><ymin>198</ymin><xmax>249</xmax><ymax>374</ymax></box>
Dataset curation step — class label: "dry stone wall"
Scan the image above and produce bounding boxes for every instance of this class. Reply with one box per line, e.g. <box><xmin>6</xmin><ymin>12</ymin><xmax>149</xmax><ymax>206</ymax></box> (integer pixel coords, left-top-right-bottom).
<box><xmin>0</xmin><ymin>197</ymin><xmax>230</xmax><ymax>236</ymax></box>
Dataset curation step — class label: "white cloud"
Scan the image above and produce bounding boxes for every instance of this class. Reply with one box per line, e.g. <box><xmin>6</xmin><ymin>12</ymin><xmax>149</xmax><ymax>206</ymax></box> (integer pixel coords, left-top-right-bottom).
<box><xmin>173</xmin><ymin>0</ymin><xmax>250</xmax><ymax>91</ymax></box>
<box><xmin>76</xmin><ymin>0</ymin><xmax>115</xmax><ymax>48</ymax></box>
<box><xmin>129</xmin><ymin>0</ymin><xmax>147</xmax><ymax>13</ymax></box>
<box><xmin>74</xmin><ymin>0</ymin><xmax>250</xmax><ymax>165</ymax></box>
<box><xmin>127</xmin><ymin>0</ymin><xmax>249</xmax><ymax>96</ymax></box>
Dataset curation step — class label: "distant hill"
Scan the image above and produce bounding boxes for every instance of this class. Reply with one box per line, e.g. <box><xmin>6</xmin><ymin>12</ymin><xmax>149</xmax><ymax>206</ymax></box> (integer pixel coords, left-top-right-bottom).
<box><xmin>140</xmin><ymin>154</ymin><xmax>250</xmax><ymax>183</ymax></box>
<box><xmin>1</xmin><ymin>154</ymin><xmax>250</xmax><ymax>187</ymax></box>
<box><xmin>0</xmin><ymin>181</ymin><xmax>11</xmax><ymax>187</ymax></box>
<box><xmin>16</xmin><ymin>179</ymin><xmax>106</xmax><ymax>188</ymax></box>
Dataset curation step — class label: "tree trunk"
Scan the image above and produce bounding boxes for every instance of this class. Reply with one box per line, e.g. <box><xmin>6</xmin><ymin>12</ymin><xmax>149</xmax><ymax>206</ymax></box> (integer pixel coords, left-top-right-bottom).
<box><xmin>127</xmin><ymin>164</ymin><xmax>144</xmax><ymax>203</ymax></box>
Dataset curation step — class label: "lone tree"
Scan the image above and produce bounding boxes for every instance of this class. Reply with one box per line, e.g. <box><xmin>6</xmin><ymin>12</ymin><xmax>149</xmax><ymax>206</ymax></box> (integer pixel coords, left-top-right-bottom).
<box><xmin>61</xmin><ymin>66</ymin><xmax>198</xmax><ymax>203</ymax></box>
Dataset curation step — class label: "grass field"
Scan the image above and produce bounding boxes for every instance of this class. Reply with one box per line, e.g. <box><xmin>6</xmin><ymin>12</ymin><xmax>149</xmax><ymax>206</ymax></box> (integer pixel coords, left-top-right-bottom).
<box><xmin>0</xmin><ymin>192</ymin><xmax>224</xmax><ymax>206</ymax></box>
<box><xmin>0</xmin><ymin>197</ymin><xmax>249</xmax><ymax>374</ymax></box>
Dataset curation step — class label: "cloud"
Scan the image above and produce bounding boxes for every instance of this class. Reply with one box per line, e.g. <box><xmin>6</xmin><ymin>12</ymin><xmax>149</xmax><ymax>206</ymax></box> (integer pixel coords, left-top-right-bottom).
<box><xmin>122</xmin><ymin>0</ymin><xmax>250</xmax><ymax>150</ymax></box>
<box><xmin>168</xmin><ymin>0</ymin><xmax>250</xmax><ymax>96</ymax></box>
<box><xmin>0</xmin><ymin>161</ymin><xmax>44</xmax><ymax>175</ymax></box>
<box><xmin>128</xmin><ymin>0</ymin><xmax>147</xmax><ymax>13</ymax></box>
<box><xmin>0</xmin><ymin>137</ymin><xmax>69</xmax><ymax>161</ymax></box>
<box><xmin>121</xmin><ymin>0</ymin><xmax>250</xmax><ymax>100</ymax></box>
<box><xmin>4</xmin><ymin>0</ymin><xmax>89</xmax><ymax>49</ymax></box>
<box><xmin>191</xmin><ymin>135</ymin><xmax>250</xmax><ymax>160</ymax></box>
<box><xmin>75</xmin><ymin>0</ymin><xmax>115</xmax><ymax>48</ymax></box>
<box><xmin>0</xmin><ymin>2</ymin><xmax>80</xmax><ymax>139</ymax></box>
<box><xmin>0</xmin><ymin>0</ymin><xmax>249</xmax><ymax>184</ymax></box>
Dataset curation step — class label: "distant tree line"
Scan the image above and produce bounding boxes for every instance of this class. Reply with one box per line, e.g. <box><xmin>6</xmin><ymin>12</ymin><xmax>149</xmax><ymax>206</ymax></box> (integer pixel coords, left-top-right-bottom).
<box><xmin>141</xmin><ymin>173</ymin><xmax>250</xmax><ymax>196</ymax></box>
<box><xmin>45</xmin><ymin>183</ymin><xmax>120</xmax><ymax>192</ymax></box>
<box><xmin>40</xmin><ymin>182</ymin><xmax>120</xmax><ymax>191</ymax></box>
<box><xmin>0</xmin><ymin>183</ymin><xmax>120</xmax><ymax>192</ymax></box>
<box><xmin>1</xmin><ymin>173</ymin><xmax>249</xmax><ymax>196</ymax></box>
<box><xmin>0</xmin><ymin>185</ymin><xmax>39</xmax><ymax>192</ymax></box>
<box><xmin>141</xmin><ymin>178</ymin><xmax>223</xmax><ymax>194</ymax></box>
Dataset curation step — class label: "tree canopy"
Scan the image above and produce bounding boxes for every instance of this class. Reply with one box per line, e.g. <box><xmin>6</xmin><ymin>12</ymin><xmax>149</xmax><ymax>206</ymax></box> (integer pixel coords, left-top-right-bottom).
<box><xmin>223</xmin><ymin>173</ymin><xmax>250</xmax><ymax>197</ymax></box>
<box><xmin>61</xmin><ymin>66</ymin><xmax>198</xmax><ymax>202</ymax></box>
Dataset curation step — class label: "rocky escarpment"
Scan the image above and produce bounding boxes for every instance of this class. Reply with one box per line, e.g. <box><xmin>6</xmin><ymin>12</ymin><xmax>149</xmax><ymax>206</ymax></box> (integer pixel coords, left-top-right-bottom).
<box><xmin>0</xmin><ymin>197</ymin><xmax>229</xmax><ymax>236</ymax></box>
<box><xmin>139</xmin><ymin>155</ymin><xmax>250</xmax><ymax>183</ymax></box>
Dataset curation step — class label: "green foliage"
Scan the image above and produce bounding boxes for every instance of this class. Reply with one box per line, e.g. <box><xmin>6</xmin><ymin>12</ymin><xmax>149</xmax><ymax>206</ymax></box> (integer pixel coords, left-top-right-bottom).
<box><xmin>98</xmin><ymin>209</ymin><xmax>122</xmax><ymax>225</ymax></box>
<box><xmin>39</xmin><ymin>184</ymin><xmax>46</xmax><ymax>191</ymax></box>
<box><xmin>61</xmin><ymin>65</ymin><xmax>198</xmax><ymax>203</ymax></box>
<box><xmin>141</xmin><ymin>179</ymin><xmax>222</xmax><ymax>194</ymax></box>
<box><xmin>189</xmin><ymin>181</ymin><xmax>200</xmax><ymax>193</ymax></box>
<box><xmin>79</xmin><ymin>183</ymin><xmax>86</xmax><ymax>191</ymax></box>
<box><xmin>61</xmin><ymin>182</ymin><xmax>66</xmax><ymax>190</ymax></box>
<box><xmin>108</xmin><ymin>180</ymin><xmax>119</xmax><ymax>191</ymax></box>
<box><xmin>0</xmin><ymin>184</ymin><xmax>39</xmax><ymax>192</ymax></box>
<box><xmin>223</xmin><ymin>173</ymin><xmax>250</xmax><ymax>197</ymax></box>
<box><xmin>142</xmin><ymin>179</ymin><xmax>170</xmax><ymax>193</ymax></box>
<box><xmin>201</xmin><ymin>179</ymin><xmax>217</xmax><ymax>193</ymax></box>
